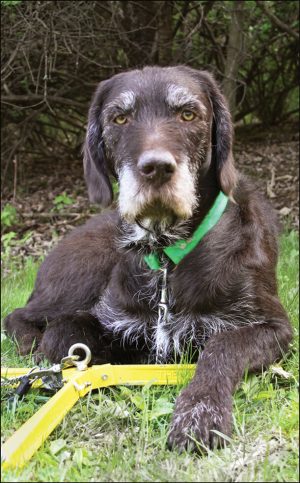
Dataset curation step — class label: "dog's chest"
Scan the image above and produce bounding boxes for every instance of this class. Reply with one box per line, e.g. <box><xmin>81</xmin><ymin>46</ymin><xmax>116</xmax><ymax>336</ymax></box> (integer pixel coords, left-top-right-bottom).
<box><xmin>91</xmin><ymin>261</ymin><xmax>258</xmax><ymax>362</ymax></box>
<box><xmin>91</xmin><ymin>266</ymin><xmax>197</xmax><ymax>361</ymax></box>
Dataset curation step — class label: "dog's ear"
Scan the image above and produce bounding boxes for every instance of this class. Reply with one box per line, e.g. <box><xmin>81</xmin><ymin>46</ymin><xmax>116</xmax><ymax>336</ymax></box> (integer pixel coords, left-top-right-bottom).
<box><xmin>198</xmin><ymin>71</ymin><xmax>237</xmax><ymax>197</ymax></box>
<box><xmin>180</xmin><ymin>67</ymin><xmax>237</xmax><ymax>197</ymax></box>
<box><xmin>83</xmin><ymin>80</ymin><xmax>113</xmax><ymax>206</ymax></box>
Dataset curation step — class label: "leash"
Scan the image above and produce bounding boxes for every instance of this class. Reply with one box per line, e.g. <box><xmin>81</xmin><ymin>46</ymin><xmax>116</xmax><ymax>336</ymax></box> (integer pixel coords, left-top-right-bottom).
<box><xmin>146</xmin><ymin>192</ymin><xmax>228</xmax><ymax>360</ymax></box>
<box><xmin>1</xmin><ymin>343</ymin><xmax>196</xmax><ymax>469</ymax></box>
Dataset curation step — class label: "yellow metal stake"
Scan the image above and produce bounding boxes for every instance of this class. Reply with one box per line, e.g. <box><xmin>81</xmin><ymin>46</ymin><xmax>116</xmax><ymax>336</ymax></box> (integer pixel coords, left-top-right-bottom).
<box><xmin>1</xmin><ymin>362</ymin><xmax>195</xmax><ymax>469</ymax></box>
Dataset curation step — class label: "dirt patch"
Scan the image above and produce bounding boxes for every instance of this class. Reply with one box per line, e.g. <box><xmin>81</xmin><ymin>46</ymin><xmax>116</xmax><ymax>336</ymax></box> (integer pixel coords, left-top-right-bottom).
<box><xmin>234</xmin><ymin>122</ymin><xmax>299</xmax><ymax>228</ymax></box>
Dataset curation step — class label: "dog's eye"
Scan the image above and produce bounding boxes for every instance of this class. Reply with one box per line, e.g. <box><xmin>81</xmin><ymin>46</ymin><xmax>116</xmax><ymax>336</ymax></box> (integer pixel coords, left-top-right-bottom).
<box><xmin>181</xmin><ymin>110</ymin><xmax>196</xmax><ymax>122</ymax></box>
<box><xmin>114</xmin><ymin>115</ymin><xmax>128</xmax><ymax>125</ymax></box>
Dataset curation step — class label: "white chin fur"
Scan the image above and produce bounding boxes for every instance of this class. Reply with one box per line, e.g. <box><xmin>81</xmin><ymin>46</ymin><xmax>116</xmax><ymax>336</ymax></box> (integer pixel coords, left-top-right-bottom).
<box><xmin>118</xmin><ymin>161</ymin><xmax>197</xmax><ymax>223</ymax></box>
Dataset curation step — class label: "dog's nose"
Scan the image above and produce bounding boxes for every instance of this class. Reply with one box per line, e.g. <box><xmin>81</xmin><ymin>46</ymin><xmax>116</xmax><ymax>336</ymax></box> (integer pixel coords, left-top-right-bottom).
<box><xmin>137</xmin><ymin>150</ymin><xmax>176</xmax><ymax>184</ymax></box>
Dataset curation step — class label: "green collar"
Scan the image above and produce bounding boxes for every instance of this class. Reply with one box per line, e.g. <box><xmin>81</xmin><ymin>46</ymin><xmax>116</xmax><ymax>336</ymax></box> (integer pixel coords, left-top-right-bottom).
<box><xmin>144</xmin><ymin>191</ymin><xmax>228</xmax><ymax>270</ymax></box>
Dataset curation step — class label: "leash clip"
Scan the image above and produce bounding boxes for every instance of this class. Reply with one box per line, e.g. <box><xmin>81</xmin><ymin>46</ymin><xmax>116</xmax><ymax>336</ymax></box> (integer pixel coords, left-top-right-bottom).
<box><xmin>158</xmin><ymin>267</ymin><xmax>168</xmax><ymax>323</ymax></box>
<box><xmin>158</xmin><ymin>302</ymin><xmax>168</xmax><ymax>323</ymax></box>
<box><xmin>155</xmin><ymin>268</ymin><xmax>169</xmax><ymax>363</ymax></box>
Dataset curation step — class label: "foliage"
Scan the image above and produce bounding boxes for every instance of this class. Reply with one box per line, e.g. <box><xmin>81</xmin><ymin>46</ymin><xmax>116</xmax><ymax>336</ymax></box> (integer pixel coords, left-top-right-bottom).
<box><xmin>1</xmin><ymin>230</ymin><xmax>34</xmax><ymax>269</ymax></box>
<box><xmin>1</xmin><ymin>230</ymin><xmax>299</xmax><ymax>482</ymax></box>
<box><xmin>1</xmin><ymin>0</ymin><xmax>22</xmax><ymax>6</ymax></box>
<box><xmin>52</xmin><ymin>192</ymin><xmax>75</xmax><ymax>211</ymax></box>
<box><xmin>1</xmin><ymin>204</ymin><xmax>21</xmax><ymax>265</ymax></box>
<box><xmin>1</xmin><ymin>231</ymin><xmax>17</xmax><ymax>265</ymax></box>
<box><xmin>1</xmin><ymin>204</ymin><xmax>18</xmax><ymax>227</ymax></box>
<box><xmin>1</xmin><ymin>1</ymin><xmax>299</xmax><ymax>190</ymax></box>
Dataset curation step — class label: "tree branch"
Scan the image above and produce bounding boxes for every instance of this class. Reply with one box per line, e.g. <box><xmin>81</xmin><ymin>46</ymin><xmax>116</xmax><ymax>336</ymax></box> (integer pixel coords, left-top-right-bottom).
<box><xmin>1</xmin><ymin>94</ymin><xmax>86</xmax><ymax>109</ymax></box>
<box><xmin>256</xmin><ymin>1</ymin><xmax>299</xmax><ymax>41</ymax></box>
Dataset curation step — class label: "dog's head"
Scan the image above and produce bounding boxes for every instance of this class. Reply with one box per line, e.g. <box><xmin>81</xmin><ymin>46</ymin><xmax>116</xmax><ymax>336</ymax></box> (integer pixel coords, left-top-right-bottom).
<box><xmin>84</xmin><ymin>66</ymin><xmax>236</xmax><ymax>225</ymax></box>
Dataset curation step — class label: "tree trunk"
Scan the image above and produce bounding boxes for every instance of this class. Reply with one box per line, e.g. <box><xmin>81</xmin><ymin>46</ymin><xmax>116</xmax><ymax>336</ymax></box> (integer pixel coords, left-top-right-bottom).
<box><xmin>119</xmin><ymin>1</ymin><xmax>158</xmax><ymax>66</ymax></box>
<box><xmin>157</xmin><ymin>1</ymin><xmax>174</xmax><ymax>65</ymax></box>
<box><xmin>223</xmin><ymin>1</ymin><xmax>245</xmax><ymax>118</ymax></box>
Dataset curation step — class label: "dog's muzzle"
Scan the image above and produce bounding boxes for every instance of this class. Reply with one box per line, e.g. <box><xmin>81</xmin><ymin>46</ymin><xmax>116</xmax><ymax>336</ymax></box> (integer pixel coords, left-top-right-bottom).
<box><xmin>137</xmin><ymin>149</ymin><xmax>176</xmax><ymax>186</ymax></box>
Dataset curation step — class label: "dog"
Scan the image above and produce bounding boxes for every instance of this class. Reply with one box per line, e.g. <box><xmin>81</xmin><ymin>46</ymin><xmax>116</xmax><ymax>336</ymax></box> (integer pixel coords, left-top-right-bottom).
<box><xmin>4</xmin><ymin>66</ymin><xmax>293</xmax><ymax>452</ymax></box>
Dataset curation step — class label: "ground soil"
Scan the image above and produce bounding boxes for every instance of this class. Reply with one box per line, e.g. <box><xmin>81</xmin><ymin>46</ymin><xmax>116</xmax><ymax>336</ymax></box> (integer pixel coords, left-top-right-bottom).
<box><xmin>1</xmin><ymin>122</ymin><xmax>299</xmax><ymax>270</ymax></box>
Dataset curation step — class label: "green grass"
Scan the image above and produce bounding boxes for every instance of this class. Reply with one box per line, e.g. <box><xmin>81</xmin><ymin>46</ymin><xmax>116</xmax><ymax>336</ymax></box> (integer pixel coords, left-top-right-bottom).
<box><xmin>1</xmin><ymin>231</ymin><xmax>299</xmax><ymax>482</ymax></box>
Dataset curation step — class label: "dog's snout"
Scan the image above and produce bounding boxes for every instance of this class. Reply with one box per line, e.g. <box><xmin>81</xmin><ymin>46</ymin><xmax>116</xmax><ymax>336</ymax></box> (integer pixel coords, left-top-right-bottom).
<box><xmin>138</xmin><ymin>150</ymin><xmax>176</xmax><ymax>184</ymax></box>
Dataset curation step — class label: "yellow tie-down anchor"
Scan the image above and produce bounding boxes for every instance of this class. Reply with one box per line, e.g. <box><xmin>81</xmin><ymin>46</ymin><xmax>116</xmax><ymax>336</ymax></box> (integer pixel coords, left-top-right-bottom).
<box><xmin>1</xmin><ymin>343</ymin><xmax>196</xmax><ymax>469</ymax></box>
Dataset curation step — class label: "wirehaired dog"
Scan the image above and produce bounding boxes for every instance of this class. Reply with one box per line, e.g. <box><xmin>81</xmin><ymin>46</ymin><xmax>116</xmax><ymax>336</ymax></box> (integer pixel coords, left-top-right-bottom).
<box><xmin>4</xmin><ymin>66</ymin><xmax>293</xmax><ymax>451</ymax></box>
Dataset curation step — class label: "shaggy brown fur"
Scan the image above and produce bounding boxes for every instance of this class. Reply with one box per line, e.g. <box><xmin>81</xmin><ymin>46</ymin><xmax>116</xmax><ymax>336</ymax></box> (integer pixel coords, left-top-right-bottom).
<box><xmin>4</xmin><ymin>66</ymin><xmax>293</xmax><ymax>452</ymax></box>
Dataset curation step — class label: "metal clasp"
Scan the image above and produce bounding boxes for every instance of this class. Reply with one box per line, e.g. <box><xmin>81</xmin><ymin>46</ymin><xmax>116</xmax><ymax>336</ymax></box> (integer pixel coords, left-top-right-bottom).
<box><xmin>155</xmin><ymin>268</ymin><xmax>170</xmax><ymax>363</ymax></box>
<box><xmin>67</xmin><ymin>343</ymin><xmax>92</xmax><ymax>371</ymax></box>
<box><xmin>158</xmin><ymin>267</ymin><xmax>168</xmax><ymax>323</ymax></box>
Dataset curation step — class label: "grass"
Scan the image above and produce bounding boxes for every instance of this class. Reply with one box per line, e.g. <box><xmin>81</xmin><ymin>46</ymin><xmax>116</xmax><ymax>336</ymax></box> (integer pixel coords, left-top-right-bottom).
<box><xmin>1</xmin><ymin>231</ymin><xmax>299</xmax><ymax>482</ymax></box>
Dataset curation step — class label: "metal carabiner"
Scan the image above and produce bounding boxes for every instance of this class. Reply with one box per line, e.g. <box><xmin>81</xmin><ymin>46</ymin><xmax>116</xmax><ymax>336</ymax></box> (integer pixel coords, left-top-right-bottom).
<box><xmin>158</xmin><ymin>302</ymin><xmax>168</xmax><ymax>323</ymax></box>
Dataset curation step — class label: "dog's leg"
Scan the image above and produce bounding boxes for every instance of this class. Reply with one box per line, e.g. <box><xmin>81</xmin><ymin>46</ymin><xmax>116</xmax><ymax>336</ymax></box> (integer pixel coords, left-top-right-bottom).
<box><xmin>35</xmin><ymin>312</ymin><xmax>112</xmax><ymax>364</ymax></box>
<box><xmin>4</xmin><ymin>214</ymin><xmax>119</xmax><ymax>356</ymax></box>
<box><xmin>4</xmin><ymin>298</ymin><xmax>65</xmax><ymax>356</ymax></box>
<box><xmin>4</xmin><ymin>307</ymin><xmax>44</xmax><ymax>355</ymax></box>
<box><xmin>168</xmin><ymin>307</ymin><xmax>292</xmax><ymax>452</ymax></box>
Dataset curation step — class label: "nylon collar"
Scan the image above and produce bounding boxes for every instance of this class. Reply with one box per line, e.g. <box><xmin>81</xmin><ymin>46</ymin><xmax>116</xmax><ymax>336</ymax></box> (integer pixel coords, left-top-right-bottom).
<box><xmin>144</xmin><ymin>191</ymin><xmax>228</xmax><ymax>270</ymax></box>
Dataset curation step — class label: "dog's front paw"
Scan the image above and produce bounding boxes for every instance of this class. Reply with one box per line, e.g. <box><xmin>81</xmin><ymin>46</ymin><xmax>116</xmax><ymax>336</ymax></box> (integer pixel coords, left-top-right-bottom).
<box><xmin>167</xmin><ymin>386</ymin><xmax>232</xmax><ymax>452</ymax></box>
